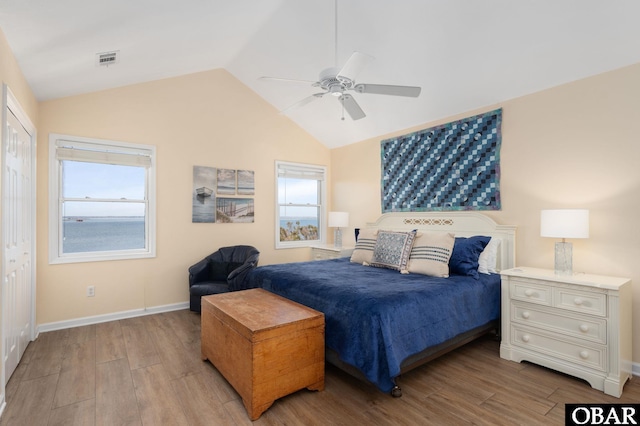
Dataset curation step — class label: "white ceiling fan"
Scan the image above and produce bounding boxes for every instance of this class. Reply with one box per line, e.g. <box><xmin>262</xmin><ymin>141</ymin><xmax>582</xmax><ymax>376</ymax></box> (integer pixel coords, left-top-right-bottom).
<box><xmin>260</xmin><ymin>1</ymin><xmax>421</xmax><ymax>121</ymax></box>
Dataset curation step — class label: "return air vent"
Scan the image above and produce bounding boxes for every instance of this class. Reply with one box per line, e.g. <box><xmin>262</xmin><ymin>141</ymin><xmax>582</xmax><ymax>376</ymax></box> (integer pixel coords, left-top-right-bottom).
<box><xmin>96</xmin><ymin>50</ymin><xmax>119</xmax><ymax>67</ymax></box>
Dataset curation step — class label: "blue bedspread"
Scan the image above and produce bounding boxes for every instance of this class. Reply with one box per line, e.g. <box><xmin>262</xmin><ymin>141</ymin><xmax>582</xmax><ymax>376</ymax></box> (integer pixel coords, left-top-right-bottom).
<box><xmin>244</xmin><ymin>257</ymin><xmax>500</xmax><ymax>393</ymax></box>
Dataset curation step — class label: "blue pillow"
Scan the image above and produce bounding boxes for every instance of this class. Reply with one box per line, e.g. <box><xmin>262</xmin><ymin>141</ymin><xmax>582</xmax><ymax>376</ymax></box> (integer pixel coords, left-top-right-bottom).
<box><xmin>449</xmin><ymin>236</ymin><xmax>491</xmax><ymax>279</ymax></box>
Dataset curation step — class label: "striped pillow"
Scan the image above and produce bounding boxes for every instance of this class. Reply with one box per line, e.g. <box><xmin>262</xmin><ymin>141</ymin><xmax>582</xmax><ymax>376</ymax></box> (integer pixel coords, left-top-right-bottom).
<box><xmin>408</xmin><ymin>232</ymin><xmax>455</xmax><ymax>277</ymax></box>
<box><xmin>349</xmin><ymin>228</ymin><xmax>378</xmax><ymax>265</ymax></box>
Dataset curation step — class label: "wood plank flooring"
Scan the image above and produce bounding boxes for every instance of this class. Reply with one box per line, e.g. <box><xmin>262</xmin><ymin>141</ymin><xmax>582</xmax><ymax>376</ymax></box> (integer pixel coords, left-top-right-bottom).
<box><xmin>2</xmin><ymin>309</ymin><xmax>638</xmax><ymax>425</ymax></box>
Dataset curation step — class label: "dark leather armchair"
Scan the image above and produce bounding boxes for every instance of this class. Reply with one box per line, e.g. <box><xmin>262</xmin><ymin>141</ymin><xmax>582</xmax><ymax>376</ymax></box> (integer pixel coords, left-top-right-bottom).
<box><xmin>188</xmin><ymin>245</ymin><xmax>260</xmax><ymax>312</ymax></box>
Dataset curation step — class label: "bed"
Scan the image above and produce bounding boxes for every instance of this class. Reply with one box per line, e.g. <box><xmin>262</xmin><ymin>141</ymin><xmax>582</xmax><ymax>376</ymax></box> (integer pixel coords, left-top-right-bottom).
<box><xmin>244</xmin><ymin>212</ymin><xmax>516</xmax><ymax>396</ymax></box>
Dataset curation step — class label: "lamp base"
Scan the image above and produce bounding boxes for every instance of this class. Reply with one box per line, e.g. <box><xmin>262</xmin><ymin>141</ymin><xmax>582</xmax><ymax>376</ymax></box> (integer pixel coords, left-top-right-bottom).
<box><xmin>554</xmin><ymin>241</ymin><xmax>573</xmax><ymax>275</ymax></box>
<box><xmin>334</xmin><ymin>228</ymin><xmax>342</xmax><ymax>248</ymax></box>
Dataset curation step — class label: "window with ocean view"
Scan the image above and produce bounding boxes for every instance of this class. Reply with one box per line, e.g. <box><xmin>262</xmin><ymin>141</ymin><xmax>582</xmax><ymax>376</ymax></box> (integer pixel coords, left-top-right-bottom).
<box><xmin>49</xmin><ymin>134</ymin><xmax>156</xmax><ymax>263</ymax></box>
<box><xmin>276</xmin><ymin>161</ymin><xmax>326</xmax><ymax>249</ymax></box>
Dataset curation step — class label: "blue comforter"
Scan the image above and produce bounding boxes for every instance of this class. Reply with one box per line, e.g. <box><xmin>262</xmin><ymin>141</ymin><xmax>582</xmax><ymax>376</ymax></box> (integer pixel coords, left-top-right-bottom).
<box><xmin>244</xmin><ymin>257</ymin><xmax>500</xmax><ymax>392</ymax></box>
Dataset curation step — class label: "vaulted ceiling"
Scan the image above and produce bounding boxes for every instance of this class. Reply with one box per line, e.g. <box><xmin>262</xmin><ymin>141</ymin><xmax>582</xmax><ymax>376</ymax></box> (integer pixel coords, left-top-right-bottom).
<box><xmin>1</xmin><ymin>0</ymin><xmax>639</xmax><ymax>148</ymax></box>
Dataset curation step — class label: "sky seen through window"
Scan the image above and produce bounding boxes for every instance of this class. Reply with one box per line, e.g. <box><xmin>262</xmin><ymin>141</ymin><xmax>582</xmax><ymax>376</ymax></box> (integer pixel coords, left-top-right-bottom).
<box><xmin>62</xmin><ymin>161</ymin><xmax>146</xmax><ymax>217</ymax></box>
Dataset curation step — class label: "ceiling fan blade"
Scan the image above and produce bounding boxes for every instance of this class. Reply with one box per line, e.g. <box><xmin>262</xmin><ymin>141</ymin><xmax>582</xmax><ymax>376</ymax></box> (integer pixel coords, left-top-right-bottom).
<box><xmin>354</xmin><ymin>83</ymin><xmax>421</xmax><ymax>97</ymax></box>
<box><xmin>338</xmin><ymin>94</ymin><xmax>366</xmax><ymax>120</ymax></box>
<box><xmin>280</xmin><ymin>93</ymin><xmax>325</xmax><ymax>114</ymax></box>
<box><xmin>259</xmin><ymin>76</ymin><xmax>317</xmax><ymax>85</ymax></box>
<box><xmin>336</xmin><ymin>52</ymin><xmax>373</xmax><ymax>83</ymax></box>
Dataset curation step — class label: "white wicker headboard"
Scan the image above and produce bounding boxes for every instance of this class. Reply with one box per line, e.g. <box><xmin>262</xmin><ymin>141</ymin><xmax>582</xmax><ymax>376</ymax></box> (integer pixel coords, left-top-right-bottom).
<box><xmin>365</xmin><ymin>212</ymin><xmax>516</xmax><ymax>271</ymax></box>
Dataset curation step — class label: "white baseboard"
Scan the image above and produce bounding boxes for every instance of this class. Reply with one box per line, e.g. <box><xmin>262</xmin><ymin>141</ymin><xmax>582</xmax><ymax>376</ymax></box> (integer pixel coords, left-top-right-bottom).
<box><xmin>36</xmin><ymin>302</ymin><xmax>190</xmax><ymax>334</ymax></box>
<box><xmin>633</xmin><ymin>362</ymin><xmax>640</xmax><ymax>379</ymax></box>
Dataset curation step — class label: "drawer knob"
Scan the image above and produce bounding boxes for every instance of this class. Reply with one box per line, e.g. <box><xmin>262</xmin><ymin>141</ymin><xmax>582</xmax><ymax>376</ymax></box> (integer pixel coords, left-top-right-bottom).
<box><xmin>522</xmin><ymin>311</ymin><xmax>530</xmax><ymax>319</ymax></box>
<box><xmin>574</xmin><ymin>297</ymin><xmax>584</xmax><ymax>306</ymax></box>
<box><xmin>522</xmin><ymin>334</ymin><xmax>530</xmax><ymax>343</ymax></box>
<box><xmin>524</xmin><ymin>289</ymin><xmax>534</xmax><ymax>297</ymax></box>
<box><xmin>579</xmin><ymin>324</ymin><xmax>589</xmax><ymax>333</ymax></box>
<box><xmin>579</xmin><ymin>350</ymin><xmax>589</xmax><ymax>359</ymax></box>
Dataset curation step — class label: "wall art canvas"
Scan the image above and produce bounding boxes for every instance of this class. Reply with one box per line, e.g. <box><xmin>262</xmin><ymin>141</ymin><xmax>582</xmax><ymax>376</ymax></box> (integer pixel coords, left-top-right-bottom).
<box><xmin>237</xmin><ymin>170</ymin><xmax>255</xmax><ymax>195</ymax></box>
<box><xmin>217</xmin><ymin>169</ymin><xmax>236</xmax><ymax>194</ymax></box>
<box><xmin>192</xmin><ymin>166</ymin><xmax>216</xmax><ymax>223</ymax></box>
<box><xmin>216</xmin><ymin>197</ymin><xmax>254</xmax><ymax>223</ymax></box>
<box><xmin>381</xmin><ymin>109</ymin><xmax>502</xmax><ymax>212</ymax></box>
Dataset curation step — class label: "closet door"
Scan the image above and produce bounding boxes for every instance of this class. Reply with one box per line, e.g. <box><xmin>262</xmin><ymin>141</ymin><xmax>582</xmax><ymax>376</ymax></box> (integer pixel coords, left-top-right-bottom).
<box><xmin>2</xmin><ymin>88</ymin><xmax>35</xmax><ymax>384</ymax></box>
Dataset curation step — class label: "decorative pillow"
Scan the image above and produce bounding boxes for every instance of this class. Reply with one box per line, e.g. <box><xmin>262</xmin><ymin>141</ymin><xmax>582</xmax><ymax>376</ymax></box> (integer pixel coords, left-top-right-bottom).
<box><xmin>408</xmin><ymin>232</ymin><xmax>455</xmax><ymax>277</ymax></box>
<box><xmin>370</xmin><ymin>230</ymin><xmax>417</xmax><ymax>274</ymax></box>
<box><xmin>478</xmin><ymin>237</ymin><xmax>501</xmax><ymax>274</ymax></box>
<box><xmin>449</xmin><ymin>236</ymin><xmax>491</xmax><ymax>279</ymax></box>
<box><xmin>350</xmin><ymin>228</ymin><xmax>378</xmax><ymax>265</ymax></box>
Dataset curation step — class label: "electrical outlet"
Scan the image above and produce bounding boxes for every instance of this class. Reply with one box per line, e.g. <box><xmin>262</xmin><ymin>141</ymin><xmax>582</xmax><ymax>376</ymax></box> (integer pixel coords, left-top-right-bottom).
<box><xmin>87</xmin><ymin>286</ymin><xmax>95</xmax><ymax>297</ymax></box>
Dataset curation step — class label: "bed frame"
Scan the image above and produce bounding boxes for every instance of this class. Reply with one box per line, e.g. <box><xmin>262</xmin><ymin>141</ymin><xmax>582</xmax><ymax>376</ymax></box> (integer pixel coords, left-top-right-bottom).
<box><xmin>328</xmin><ymin>211</ymin><xmax>516</xmax><ymax>397</ymax></box>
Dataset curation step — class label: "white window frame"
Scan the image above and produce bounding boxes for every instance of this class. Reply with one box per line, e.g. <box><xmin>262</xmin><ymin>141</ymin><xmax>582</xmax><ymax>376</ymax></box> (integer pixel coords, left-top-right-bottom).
<box><xmin>48</xmin><ymin>133</ymin><xmax>156</xmax><ymax>264</ymax></box>
<box><xmin>275</xmin><ymin>160</ymin><xmax>327</xmax><ymax>249</ymax></box>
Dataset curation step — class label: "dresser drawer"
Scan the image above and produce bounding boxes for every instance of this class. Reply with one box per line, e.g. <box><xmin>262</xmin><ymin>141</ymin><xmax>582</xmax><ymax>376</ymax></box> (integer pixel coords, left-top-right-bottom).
<box><xmin>511</xmin><ymin>326</ymin><xmax>606</xmax><ymax>372</ymax></box>
<box><xmin>509</xmin><ymin>280</ymin><xmax>551</xmax><ymax>306</ymax></box>
<box><xmin>312</xmin><ymin>250</ymin><xmax>335</xmax><ymax>260</ymax></box>
<box><xmin>311</xmin><ymin>246</ymin><xmax>354</xmax><ymax>261</ymax></box>
<box><xmin>554</xmin><ymin>287</ymin><xmax>607</xmax><ymax>317</ymax></box>
<box><xmin>511</xmin><ymin>302</ymin><xmax>607</xmax><ymax>344</ymax></box>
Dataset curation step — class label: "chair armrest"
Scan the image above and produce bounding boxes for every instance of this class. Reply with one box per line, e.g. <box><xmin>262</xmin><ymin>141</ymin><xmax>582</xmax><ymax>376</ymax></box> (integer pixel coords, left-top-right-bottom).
<box><xmin>188</xmin><ymin>258</ymin><xmax>209</xmax><ymax>287</ymax></box>
<box><xmin>227</xmin><ymin>255</ymin><xmax>259</xmax><ymax>291</ymax></box>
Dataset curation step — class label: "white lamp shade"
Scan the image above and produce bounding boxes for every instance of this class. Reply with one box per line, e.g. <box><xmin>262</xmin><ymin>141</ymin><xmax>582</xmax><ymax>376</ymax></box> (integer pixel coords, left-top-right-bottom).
<box><xmin>540</xmin><ymin>209</ymin><xmax>589</xmax><ymax>239</ymax></box>
<box><xmin>328</xmin><ymin>211</ymin><xmax>349</xmax><ymax>228</ymax></box>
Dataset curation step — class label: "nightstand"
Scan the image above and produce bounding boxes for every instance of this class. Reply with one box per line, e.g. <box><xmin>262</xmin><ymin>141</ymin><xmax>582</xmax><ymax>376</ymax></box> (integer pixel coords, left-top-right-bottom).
<box><xmin>311</xmin><ymin>244</ymin><xmax>354</xmax><ymax>260</ymax></box>
<box><xmin>500</xmin><ymin>267</ymin><xmax>632</xmax><ymax>397</ymax></box>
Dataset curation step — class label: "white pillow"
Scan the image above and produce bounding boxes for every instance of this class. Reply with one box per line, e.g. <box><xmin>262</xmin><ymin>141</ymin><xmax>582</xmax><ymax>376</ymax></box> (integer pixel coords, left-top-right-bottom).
<box><xmin>478</xmin><ymin>237</ymin><xmax>501</xmax><ymax>274</ymax></box>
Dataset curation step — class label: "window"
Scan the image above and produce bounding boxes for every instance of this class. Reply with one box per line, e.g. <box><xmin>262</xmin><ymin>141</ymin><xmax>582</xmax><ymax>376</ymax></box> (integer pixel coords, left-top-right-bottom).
<box><xmin>49</xmin><ymin>134</ymin><xmax>156</xmax><ymax>263</ymax></box>
<box><xmin>275</xmin><ymin>161</ymin><xmax>326</xmax><ymax>249</ymax></box>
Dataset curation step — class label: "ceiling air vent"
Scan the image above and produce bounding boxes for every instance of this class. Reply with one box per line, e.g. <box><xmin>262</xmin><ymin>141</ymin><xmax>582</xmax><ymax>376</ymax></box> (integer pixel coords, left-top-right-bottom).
<box><xmin>96</xmin><ymin>50</ymin><xmax>119</xmax><ymax>67</ymax></box>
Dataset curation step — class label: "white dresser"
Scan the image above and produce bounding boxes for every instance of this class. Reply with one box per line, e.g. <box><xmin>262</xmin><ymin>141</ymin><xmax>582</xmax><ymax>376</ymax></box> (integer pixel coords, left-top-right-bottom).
<box><xmin>500</xmin><ymin>267</ymin><xmax>632</xmax><ymax>397</ymax></box>
<box><xmin>310</xmin><ymin>244</ymin><xmax>354</xmax><ymax>260</ymax></box>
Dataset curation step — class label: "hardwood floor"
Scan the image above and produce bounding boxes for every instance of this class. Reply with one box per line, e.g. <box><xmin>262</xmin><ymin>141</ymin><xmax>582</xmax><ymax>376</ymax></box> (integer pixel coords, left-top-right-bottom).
<box><xmin>2</xmin><ymin>309</ymin><xmax>638</xmax><ymax>425</ymax></box>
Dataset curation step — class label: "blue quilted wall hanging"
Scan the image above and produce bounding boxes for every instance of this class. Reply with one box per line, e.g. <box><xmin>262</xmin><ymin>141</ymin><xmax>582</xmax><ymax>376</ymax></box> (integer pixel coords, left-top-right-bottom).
<box><xmin>381</xmin><ymin>109</ymin><xmax>502</xmax><ymax>212</ymax></box>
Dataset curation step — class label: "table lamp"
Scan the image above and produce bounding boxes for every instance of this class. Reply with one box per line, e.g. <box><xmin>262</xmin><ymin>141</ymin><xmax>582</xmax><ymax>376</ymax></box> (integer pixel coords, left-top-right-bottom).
<box><xmin>328</xmin><ymin>211</ymin><xmax>349</xmax><ymax>248</ymax></box>
<box><xmin>540</xmin><ymin>209</ymin><xmax>589</xmax><ymax>275</ymax></box>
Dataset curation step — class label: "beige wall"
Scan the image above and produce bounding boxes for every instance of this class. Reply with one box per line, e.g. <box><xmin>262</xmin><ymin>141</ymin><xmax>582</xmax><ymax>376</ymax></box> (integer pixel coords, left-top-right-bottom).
<box><xmin>0</xmin><ymin>29</ymin><xmax>38</xmax><ymax>121</ymax></box>
<box><xmin>36</xmin><ymin>69</ymin><xmax>330</xmax><ymax>324</ymax></box>
<box><xmin>332</xmin><ymin>62</ymin><xmax>640</xmax><ymax>365</ymax></box>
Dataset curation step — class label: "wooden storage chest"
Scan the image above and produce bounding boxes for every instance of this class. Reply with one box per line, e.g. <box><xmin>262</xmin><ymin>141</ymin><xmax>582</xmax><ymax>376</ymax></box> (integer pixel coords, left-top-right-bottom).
<box><xmin>201</xmin><ymin>289</ymin><xmax>325</xmax><ymax>420</ymax></box>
